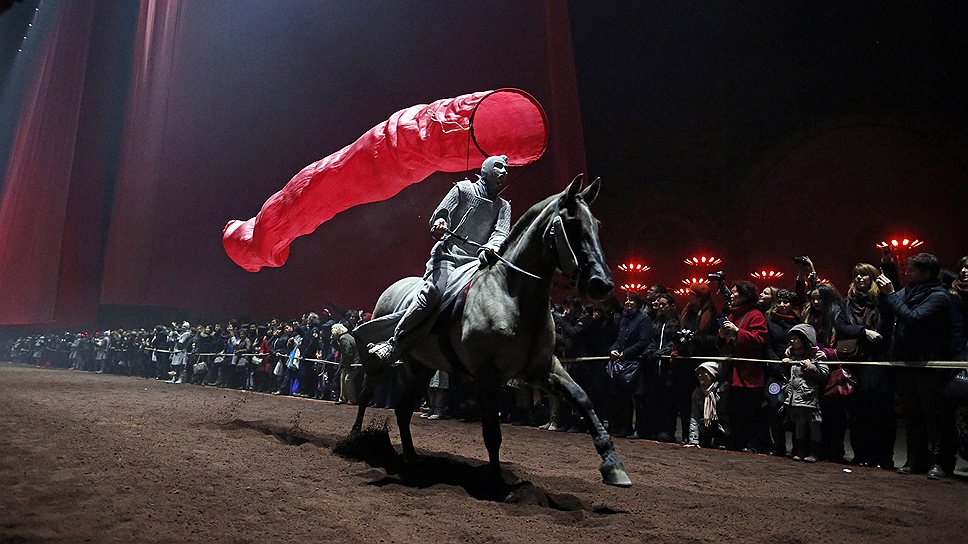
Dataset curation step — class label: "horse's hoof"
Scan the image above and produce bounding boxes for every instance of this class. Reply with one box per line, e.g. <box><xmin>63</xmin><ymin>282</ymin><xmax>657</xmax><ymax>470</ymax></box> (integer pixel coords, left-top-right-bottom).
<box><xmin>600</xmin><ymin>465</ymin><xmax>632</xmax><ymax>487</ymax></box>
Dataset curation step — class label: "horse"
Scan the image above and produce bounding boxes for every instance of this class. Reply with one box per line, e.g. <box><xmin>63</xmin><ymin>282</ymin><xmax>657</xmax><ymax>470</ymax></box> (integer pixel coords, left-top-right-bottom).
<box><xmin>351</xmin><ymin>174</ymin><xmax>632</xmax><ymax>487</ymax></box>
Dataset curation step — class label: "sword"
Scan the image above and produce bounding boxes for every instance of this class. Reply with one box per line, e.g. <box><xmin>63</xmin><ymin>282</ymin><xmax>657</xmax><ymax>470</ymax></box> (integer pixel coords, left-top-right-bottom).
<box><xmin>439</xmin><ymin>228</ymin><xmax>542</xmax><ymax>280</ymax></box>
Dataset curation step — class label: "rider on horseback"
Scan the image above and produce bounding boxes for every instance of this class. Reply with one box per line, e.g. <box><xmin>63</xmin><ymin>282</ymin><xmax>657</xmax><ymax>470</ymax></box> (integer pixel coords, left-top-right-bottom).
<box><xmin>366</xmin><ymin>155</ymin><xmax>512</xmax><ymax>363</ymax></box>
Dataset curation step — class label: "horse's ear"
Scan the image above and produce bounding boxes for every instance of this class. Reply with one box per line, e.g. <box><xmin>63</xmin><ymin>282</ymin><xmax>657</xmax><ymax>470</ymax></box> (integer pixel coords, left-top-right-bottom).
<box><xmin>561</xmin><ymin>173</ymin><xmax>584</xmax><ymax>210</ymax></box>
<box><xmin>580</xmin><ymin>177</ymin><xmax>602</xmax><ymax>206</ymax></box>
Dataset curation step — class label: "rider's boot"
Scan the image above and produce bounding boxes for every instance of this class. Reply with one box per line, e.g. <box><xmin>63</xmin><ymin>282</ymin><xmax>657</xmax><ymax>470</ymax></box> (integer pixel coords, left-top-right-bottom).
<box><xmin>367</xmin><ymin>281</ymin><xmax>440</xmax><ymax>364</ymax></box>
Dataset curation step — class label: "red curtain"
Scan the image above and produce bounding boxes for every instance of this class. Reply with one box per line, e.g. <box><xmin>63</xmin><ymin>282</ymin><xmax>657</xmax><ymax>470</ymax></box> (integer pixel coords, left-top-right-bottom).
<box><xmin>0</xmin><ymin>0</ymin><xmax>586</xmax><ymax>325</ymax></box>
<box><xmin>0</xmin><ymin>1</ymin><xmax>96</xmax><ymax>325</ymax></box>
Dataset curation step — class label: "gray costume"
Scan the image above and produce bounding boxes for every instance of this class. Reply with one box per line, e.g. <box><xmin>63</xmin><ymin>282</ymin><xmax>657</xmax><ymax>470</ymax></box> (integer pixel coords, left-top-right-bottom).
<box><xmin>368</xmin><ymin>156</ymin><xmax>511</xmax><ymax>362</ymax></box>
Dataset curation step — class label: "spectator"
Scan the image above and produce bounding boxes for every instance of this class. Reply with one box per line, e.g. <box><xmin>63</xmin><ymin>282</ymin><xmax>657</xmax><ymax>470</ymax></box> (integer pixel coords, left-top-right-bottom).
<box><xmin>717</xmin><ymin>281</ymin><xmax>769</xmax><ymax>452</ymax></box>
<box><xmin>764</xmin><ymin>288</ymin><xmax>802</xmax><ymax>456</ymax></box>
<box><xmin>782</xmin><ymin>323</ymin><xmax>832</xmax><ymax>463</ymax></box>
<box><xmin>686</xmin><ymin>361</ymin><xmax>726</xmax><ymax>448</ymax></box>
<box><xmin>331</xmin><ymin>324</ymin><xmax>360</xmax><ymax>405</ymax></box>
<box><xmin>835</xmin><ymin>263</ymin><xmax>896</xmax><ymax>469</ymax></box>
<box><xmin>606</xmin><ymin>293</ymin><xmax>651</xmax><ymax>437</ymax></box>
<box><xmin>877</xmin><ymin>252</ymin><xmax>957</xmax><ymax>479</ymax></box>
<box><xmin>642</xmin><ymin>292</ymin><xmax>679</xmax><ymax>442</ymax></box>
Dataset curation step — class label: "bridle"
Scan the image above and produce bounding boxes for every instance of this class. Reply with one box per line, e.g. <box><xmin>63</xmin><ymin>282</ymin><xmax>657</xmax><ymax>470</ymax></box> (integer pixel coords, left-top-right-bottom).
<box><xmin>543</xmin><ymin>203</ymin><xmax>582</xmax><ymax>287</ymax></box>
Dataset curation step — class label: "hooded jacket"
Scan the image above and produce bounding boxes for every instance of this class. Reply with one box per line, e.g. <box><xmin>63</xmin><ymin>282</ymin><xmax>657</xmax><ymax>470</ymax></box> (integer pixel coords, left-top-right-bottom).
<box><xmin>783</xmin><ymin>324</ymin><xmax>831</xmax><ymax>409</ymax></box>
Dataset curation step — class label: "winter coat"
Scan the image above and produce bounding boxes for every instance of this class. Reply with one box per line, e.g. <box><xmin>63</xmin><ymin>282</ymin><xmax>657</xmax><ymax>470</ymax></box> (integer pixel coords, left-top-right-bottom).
<box><xmin>610</xmin><ymin>310</ymin><xmax>652</xmax><ymax>360</ymax></box>
<box><xmin>717</xmin><ymin>303</ymin><xmax>769</xmax><ymax>388</ymax></box>
<box><xmin>783</xmin><ymin>349</ymin><xmax>831</xmax><ymax>410</ymax></box>
<box><xmin>885</xmin><ymin>281</ymin><xmax>952</xmax><ymax>361</ymax></box>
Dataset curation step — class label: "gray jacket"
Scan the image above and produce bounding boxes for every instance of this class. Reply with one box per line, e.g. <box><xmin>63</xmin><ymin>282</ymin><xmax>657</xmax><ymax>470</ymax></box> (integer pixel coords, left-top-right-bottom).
<box><xmin>425</xmin><ymin>179</ymin><xmax>510</xmax><ymax>278</ymax></box>
<box><xmin>783</xmin><ymin>349</ymin><xmax>830</xmax><ymax>409</ymax></box>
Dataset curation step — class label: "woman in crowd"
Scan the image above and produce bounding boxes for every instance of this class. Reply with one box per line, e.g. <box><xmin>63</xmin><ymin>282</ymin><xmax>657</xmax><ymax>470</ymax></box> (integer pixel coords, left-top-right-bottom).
<box><xmin>764</xmin><ymin>288</ymin><xmax>802</xmax><ymax>456</ymax></box>
<box><xmin>717</xmin><ymin>281</ymin><xmax>769</xmax><ymax>452</ymax></box>
<box><xmin>801</xmin><ymin>280</ymin><xmax>847</xmax><ymax>461</ymax></box>
<box><xmin>835</xmin><ymin>262</ymin><xmax>895</xmax><ymax>468</ymax></box>
<box><xmin>640</xmin><ymin>292</ymin><xmax>679</xmax><ymax>441</ymax></box>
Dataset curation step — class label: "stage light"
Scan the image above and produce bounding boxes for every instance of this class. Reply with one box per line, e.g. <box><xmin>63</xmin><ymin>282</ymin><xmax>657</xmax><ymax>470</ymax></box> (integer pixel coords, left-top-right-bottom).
<box><xmin>750</xmin><ymin>269</ymin><xmax>784</xmax><ymax>280</ymax></box>
<box><xmin>672</xmin><ymin>288</ymin><xmax>691</xmax><ymax>296</ymax></box>
<box><xmin>681</xmin><ymin>277</ymin><xmax>710</xmax><ymax>286</ymax></box>
<box><xmin>875</xmin><ymin>238</ymin><xmax>923</xmax><ymax>251</ymax></box>
<box><xmin>683</xmin><ymin>255</ymin><xmax>722</xmax><ymax>267</ymax></box>
<box><xmin>620</xmin><ymin>283</ymin><xmax>648</xmax><ymax>292</ymax></box>
<box><xmin>617</xmin><ymin>262</ymin><xmax>650</xmax><ymax>273</ymax></box>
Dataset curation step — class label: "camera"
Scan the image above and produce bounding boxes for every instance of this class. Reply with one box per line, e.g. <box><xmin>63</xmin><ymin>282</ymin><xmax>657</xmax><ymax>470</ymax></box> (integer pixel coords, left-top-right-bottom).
<box><xmin>677</xmin><ymin>329</ymin><xmax>695</xmax><ymax>344</ymax></box>
<box><xmin>707</xmin><ymin>270</ymin><xmax>724</xmax><ymax>282</ymax></box>
<box><xmin>792</xmin><ymin>256</ymin><xmax>809</xmax><ymax>266</ymax></box>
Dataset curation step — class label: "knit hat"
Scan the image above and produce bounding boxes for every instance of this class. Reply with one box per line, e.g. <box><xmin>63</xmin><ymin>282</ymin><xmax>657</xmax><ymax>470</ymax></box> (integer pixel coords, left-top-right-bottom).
<box><xmin>696</xmin><ymin>361</ymin><xmax>720</xmax><ymax>380</ymax></box>
<box><xmin>789</xmin><ymin>323</ymin><xmax>817</xmax><ymax>347</ymax></box>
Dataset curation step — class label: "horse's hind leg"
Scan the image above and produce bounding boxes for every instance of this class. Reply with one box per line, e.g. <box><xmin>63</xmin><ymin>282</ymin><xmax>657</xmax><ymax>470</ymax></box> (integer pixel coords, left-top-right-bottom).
<box><xmin>394</xmin><ymin>361</ymin><xmax>434</xmax><ymax>465</ymax></box>
<box><xmin>541</xmin><ymin>356</ymin><xmax>632</xmax><ymax>487</ymax></box>
<box><xmin>477</xmin><ymin>385</ymin><xmax>503</xmax><ymax>468</ymax></box>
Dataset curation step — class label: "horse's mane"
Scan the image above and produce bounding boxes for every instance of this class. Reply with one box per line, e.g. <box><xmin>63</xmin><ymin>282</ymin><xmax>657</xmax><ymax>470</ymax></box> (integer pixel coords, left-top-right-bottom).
<box><xmin>500</xmin><ymin>194</ymin><xmax>557</xmax><ymax>255</ymax></box>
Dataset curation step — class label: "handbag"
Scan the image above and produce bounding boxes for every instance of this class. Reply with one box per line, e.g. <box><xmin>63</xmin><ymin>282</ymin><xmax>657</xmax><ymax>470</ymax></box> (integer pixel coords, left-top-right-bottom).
<box><xmin>193</xmin><ymin>360</ymin><xmax>208</xmax><ymax>374</ymax></box>
<box><xmin>213</xmin><ymin>355</ymin><xmax>225</xmax><ymax>364</ymax></box>
<box><xmin>823</xmin><ymin>366</ymin><xmax>856</xmax><ymax>398</ymax></box>
<box><xmin>606</xmin><ymin>359</ymin><xmax>640</xmax><ymax>387</ymax></box>
<box><xmin>835</xmin><ymin>338</ymin><xmax>862</xmax><ymax>361</ymax></box>
<box><xmin>236</xmin><ymin>356</ymin><xmax>249</xmax><ymax>367</ymax></box>
<box><xmin>252</xmin><ymin>356</ymin><xmax>264</xmax><ymax>365</ymax></box>
<box><xmin>273</xmin><ymin>360</ymin><xmax>284</xmax><ymax>376</ymax></box>
<box><xmin>942</xmin><ymin>369</ymin><xmax>968</xmax><ymax>405</ymax></box>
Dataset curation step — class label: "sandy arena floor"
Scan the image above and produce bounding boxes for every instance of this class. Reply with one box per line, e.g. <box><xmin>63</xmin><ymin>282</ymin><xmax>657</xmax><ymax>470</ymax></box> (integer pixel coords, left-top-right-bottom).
<box><xmin>1</xmin><ymin>363</ymin><xmax>967</xmax><ymax>543</ymax></box>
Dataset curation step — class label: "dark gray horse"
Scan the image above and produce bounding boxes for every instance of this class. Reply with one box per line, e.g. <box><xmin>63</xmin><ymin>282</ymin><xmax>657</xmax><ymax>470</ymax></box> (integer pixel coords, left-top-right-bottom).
<box><xmin>352</xmin><ymin>174</ymin><xmax>631</xmax><ymax>487</ymax></box>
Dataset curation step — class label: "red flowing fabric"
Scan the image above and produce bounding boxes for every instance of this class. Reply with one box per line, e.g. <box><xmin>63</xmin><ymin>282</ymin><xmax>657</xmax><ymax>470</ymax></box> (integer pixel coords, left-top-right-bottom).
<box><xmin>222</xmin><ymin>89</ymin><xmax>548</xmax><ymax>272</ymax></box>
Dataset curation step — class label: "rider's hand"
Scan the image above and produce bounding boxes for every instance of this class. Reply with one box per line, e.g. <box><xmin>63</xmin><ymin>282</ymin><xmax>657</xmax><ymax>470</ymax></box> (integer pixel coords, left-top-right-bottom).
<box><xmin>478</xmin><ymin>247</ymin><xmax>497</xmax><ymax>267</ymax></box>
<box><xmin>431</xmin><ymin>218</ymin><xmax>448</xmax><ymax>234</ymax></box>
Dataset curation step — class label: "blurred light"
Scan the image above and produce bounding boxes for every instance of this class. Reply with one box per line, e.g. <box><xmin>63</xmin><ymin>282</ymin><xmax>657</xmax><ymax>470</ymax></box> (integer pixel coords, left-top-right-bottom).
<box><xmin>876</xmin><ymin>238</ymin><xmax>923</xmax><ymax>251</ymax></box>
<box><xmin>750</xmin><ymin>269</ymin><xmax>784</xmax><ymax>280</ymax></box>
<box><xmin>683</xmin><ymin>255</ymin><xmax>722</xmax><ymax>267</ymax></box>
<box><xmin>620</xmin><ymin>283</ymin><xmax>648</xmax><ymax>292</ymax></box>
<box><xmin>672</xmin><ymin>288</ymin><xmax>691</xmax><ymax>296</ymax></box>
<box><xmin>681</xmin><ymin>277</ymin><xmax>709</xmax><ymax>286</ymax></box>
<box><xmin>617</xmin><ymin>262</ymin><xmax>651</xmax><ymax>273</ymax></box>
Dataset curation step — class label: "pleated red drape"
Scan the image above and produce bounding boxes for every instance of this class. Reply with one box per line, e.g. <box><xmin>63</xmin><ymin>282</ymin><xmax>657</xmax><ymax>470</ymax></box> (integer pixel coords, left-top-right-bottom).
<box><xmin>0</xmin><ymin>1</ymin><xmax>96</xmax><ymax>325</ymax></box>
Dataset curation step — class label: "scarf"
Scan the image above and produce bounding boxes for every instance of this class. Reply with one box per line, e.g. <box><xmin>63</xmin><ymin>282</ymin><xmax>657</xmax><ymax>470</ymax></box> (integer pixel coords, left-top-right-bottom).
<box><xmin>702</xmin><ymin>383</ymin><xmax>719</xmax><ymax>426</ymax></box>
<box><xmin>846</xmin><ymin>293</ymin><xmax>879</xmax><ymax>330</ymax></box>
<box><xmin>952</xmin><ymin>278</ymin><xmax>968</xmax><ymax>295</ymax></box>
<box><xmin>903</xmin><ymin>279</ymin><xmax>942</xmax><ymax>306</ymax></box>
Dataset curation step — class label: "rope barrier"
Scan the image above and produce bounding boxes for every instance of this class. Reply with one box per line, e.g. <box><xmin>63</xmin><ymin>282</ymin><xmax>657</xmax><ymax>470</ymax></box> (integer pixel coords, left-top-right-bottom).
<box><xmin>559</xmin><ymin>354</ymin><xmax>968</xmax><ymax>370</ymax></box>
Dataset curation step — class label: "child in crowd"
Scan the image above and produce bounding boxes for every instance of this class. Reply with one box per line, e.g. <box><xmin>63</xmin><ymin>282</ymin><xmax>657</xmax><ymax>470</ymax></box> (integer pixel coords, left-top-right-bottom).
<box><xmin>782</xmin><ymin>323</ymin><xmax>832</xmax><ymax>462</ymax></box>
<box><xmin>687</xmin><ymin>361</ymin><xmax>726</xmax><ymax>448</ymax></box>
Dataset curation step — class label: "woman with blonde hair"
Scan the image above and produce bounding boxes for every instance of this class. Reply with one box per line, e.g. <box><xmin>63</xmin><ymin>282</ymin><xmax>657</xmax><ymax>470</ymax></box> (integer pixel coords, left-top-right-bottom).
<box><xmin>834</xmin><ymin>262</ymin><xmax>895</xmax><ymax>468</ymax></box>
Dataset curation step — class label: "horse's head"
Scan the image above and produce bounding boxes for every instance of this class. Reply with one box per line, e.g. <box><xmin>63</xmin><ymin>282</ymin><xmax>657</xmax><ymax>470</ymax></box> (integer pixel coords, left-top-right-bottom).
<box><xmin>544</xmin><ymin>174</ymin><xmax>614</xmax><ymax>301</ymax></box>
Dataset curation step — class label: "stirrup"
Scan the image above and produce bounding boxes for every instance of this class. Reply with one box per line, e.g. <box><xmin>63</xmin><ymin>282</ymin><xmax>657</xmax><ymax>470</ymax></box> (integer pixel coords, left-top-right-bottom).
<box><xmin>368</xmin><ymin>339</ymin><xmax>398</xmax><ymax>362</ymax></box>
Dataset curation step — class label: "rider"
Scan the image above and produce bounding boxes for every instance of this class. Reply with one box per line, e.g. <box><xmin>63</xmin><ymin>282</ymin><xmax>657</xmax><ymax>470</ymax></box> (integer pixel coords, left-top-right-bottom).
<box><xmin>367</xmin><ymin>155</ymin><xmax>512</xmax><ymax>363</ymax></box>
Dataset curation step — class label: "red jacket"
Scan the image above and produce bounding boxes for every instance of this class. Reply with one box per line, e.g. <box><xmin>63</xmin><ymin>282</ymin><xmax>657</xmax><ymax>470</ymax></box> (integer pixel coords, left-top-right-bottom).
<box><xmin>721</xmin><ymin>304</ymin><xmax>768</xmax><ymax>388</ymax></box>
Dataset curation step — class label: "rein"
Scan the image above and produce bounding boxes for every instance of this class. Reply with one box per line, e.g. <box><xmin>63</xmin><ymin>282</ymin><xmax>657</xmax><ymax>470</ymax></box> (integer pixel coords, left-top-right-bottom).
<box><xmin>441</xmin><ymin>201</ymin><xmax>582</xmax><ymax>284</ymax></box>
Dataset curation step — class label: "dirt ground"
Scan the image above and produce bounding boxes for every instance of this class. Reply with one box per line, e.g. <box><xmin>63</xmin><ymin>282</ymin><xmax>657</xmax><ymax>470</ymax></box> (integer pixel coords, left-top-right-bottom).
<box><xmin>1</xmin><ymin>363</ymin><xmax>967</xmax><ymax>543</ymax></box>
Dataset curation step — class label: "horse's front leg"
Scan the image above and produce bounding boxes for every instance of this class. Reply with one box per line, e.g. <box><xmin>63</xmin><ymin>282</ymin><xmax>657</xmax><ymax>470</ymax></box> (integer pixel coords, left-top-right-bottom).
<box><xmin>541</xmin><ymin>356</ymin><xmax>632</xmax><ymax>487</ymax></box>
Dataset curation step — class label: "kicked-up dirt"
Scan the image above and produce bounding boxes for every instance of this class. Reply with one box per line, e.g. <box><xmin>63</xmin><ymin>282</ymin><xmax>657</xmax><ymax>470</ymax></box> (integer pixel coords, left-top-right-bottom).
<box><xmin>1</xmin><ymin>363</ymin><xmax>967</xmax><ymax>543</ymax></box>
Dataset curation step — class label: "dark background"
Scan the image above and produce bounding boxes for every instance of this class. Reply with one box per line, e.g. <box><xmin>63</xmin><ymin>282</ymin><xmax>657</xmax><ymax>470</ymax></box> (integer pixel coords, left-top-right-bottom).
<box><xmin>1</xmin><ymin>0</ymin><xmax>966</xmax><ymax>329</ymax></box>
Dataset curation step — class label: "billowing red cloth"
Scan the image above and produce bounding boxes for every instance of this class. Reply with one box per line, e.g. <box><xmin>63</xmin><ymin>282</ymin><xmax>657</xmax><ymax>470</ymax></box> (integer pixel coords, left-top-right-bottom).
<box><xmin>223</xmin><ymin>89</ymin><xmax>547</xmax><ymax>272</ymax></box>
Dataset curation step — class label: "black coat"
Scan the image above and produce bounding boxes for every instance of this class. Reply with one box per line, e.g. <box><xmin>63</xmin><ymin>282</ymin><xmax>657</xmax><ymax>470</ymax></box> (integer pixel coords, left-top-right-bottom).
<box><xmin>886</xmin><ymin>281</ymin><xmax>951</xmax><ymax>361</ymax></box>
<box><xmin>611</xmin><ymin>311</ymin><xmax>652</xmax><ymax>360</ymax></box>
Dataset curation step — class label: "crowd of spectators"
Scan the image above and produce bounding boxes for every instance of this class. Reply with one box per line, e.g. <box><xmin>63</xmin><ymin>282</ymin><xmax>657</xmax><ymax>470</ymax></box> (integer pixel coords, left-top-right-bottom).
<box><xmin>5</xmin><ymin>252</ymin><xmax>968</xmax><ymax>480</ymax></box>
